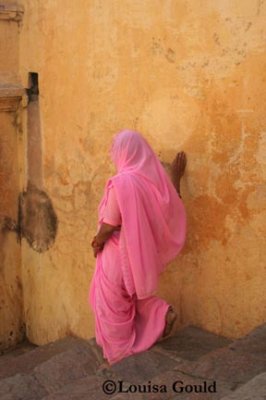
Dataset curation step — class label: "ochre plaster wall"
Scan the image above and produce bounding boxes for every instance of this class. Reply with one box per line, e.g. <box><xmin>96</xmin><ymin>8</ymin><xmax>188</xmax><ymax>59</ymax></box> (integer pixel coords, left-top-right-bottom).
<box><xmin>0</xmin><ymin>3</ymin><xmax>20</xmax><ymax>84</ymax></box>
<box><xmin>0</xmin><ymin>113</ymin><xmax>24</xmax><ymax>350</ymax></box>
<box><xmin>0</xmin><ymin>1</ymin><xmax>24</xmax><ymax>351</ymax></box>
<box><xmin>19</xmin><ymin>0</ymin><xmax>266</xmax><ymax>344</ymax></box>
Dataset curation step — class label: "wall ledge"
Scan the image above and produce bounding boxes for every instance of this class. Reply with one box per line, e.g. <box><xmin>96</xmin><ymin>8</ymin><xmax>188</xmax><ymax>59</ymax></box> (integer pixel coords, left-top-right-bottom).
<box><xmin>0</xmin><ymin>84</ymin><xmax>25</xmax><ymax>111</ymax></box>
<box><xmin>0</xmin><ymin>2</ymin><xmax>23</xmax><ymax>22</ymax></box>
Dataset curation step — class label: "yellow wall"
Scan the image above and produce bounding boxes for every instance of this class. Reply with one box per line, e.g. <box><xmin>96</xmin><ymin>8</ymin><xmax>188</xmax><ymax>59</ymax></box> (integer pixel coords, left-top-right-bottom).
<box><xmin>0</xmin><ymin>113</ymin><xmax>24</xmax><ymax>350</ymax></box>
<box><xmin>19</xmin><ymin>0</ymin><xmax>266</xmax><ymax>344</ymax></box>
<box><xmin>0</xmin><ymin>1</ymin><xmax>24</xmax><ymax>351</ymax></box>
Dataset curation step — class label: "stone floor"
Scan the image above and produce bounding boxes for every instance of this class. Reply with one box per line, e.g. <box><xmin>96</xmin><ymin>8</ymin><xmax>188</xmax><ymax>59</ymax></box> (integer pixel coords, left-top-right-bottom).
<box><xmin>0</xmin><ymin>324</ymin><xmax>265</xmax><ymax>400</ymax></box>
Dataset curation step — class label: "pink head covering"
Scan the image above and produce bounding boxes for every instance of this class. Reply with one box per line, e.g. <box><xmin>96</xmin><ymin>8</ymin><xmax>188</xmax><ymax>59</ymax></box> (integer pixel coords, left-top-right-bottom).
<box><xmin>110</xmin><ymin>130</ymin><xmax>168</xmax><ymax>193</ymax></box>
<box><xmin>100</xmin><ymin>130</ymin><xmax>186</xmax><ymax>299</ymax></box>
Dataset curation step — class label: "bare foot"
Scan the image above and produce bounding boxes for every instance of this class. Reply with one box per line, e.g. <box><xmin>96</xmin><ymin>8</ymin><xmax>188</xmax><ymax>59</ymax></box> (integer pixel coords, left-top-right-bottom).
<box><xmin>162</xmin><ymin>306</ymin><xmax>177</xmax><ymax>338</ymax></box>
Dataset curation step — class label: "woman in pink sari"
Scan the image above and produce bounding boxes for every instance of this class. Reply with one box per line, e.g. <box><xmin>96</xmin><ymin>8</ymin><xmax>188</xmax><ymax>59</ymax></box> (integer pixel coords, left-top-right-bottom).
<box><xmin>89</xmin><ymin>130</ymin><xmax>186</xmax><ymax>366</ymax></box>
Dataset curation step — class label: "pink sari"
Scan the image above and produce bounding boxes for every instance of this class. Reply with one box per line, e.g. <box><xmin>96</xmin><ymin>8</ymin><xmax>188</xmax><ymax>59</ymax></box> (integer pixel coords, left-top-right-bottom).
<box><xmin>89</xmin><ymin>130</ymin><xmax>186</xmax><ymax>364</ymax></box>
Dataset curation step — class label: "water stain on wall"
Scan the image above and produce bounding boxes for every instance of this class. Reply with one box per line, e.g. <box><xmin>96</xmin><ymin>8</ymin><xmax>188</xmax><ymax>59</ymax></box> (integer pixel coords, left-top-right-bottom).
<box><xmin>19</xmin><ymin>182</ymin><xmax>58</xmax><ymax>253</ymax></box>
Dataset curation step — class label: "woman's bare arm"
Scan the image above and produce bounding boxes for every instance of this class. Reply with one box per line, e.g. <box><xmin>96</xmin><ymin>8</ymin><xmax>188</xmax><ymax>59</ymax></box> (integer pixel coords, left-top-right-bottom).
<box><xmin>95</xmin><ymin>223</ymin><xmax>120</xmax><ymax>244</ymax></box>
<box><xmin>91</xmin><ymin>223</ymin><xmax>121</xmax><ymax>257</ymax></box>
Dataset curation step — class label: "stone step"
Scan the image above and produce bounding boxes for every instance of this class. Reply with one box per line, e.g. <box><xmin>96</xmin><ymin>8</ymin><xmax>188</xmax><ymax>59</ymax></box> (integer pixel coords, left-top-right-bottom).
<box><xmin>110</xmin><ymin>370</ymin><xmax>232</xmax><ymax>400</ymax></box>
<box><xmin>220</xmin><ymin>372</ymin><xmax>266</xmax><ymax>400</ymax></box>
<box><xmin>228</xmin><ymin>323</ymin><xmax>266</xmax><ymax>355</ymax></box>
<box><xmin>42</xmin><ymin>375</ymin><xmax>112</xmax><ymax>400</ymax></box>
<box><xmin>107</xmin><ymin>326</ymin><xmax>232</xmax><ymax>385</ymax></box>
<box><xmin>174</xmin><ymin>324</ymin><xmax>266</xmax><ymax>391</ymax></box>
<box><xmin>0</xmin><ymin>338</ymin><xmax>37</xmax><ymax>359</ymax></box>
<box><xmin>0</xmin><ymin>326</ymin><xmax>232</xmax><ymax>399</ymax></box>
<box><xmin>0</xmin><ymin>373</ymin><xmax>48</xmax><ymax>400</ymax></box>
<box><xmin>0</xmin><ymin>325</ymin><xmax>265</xmax><ymax>399</ymax></box>
<box><xmin>0</xmin><ymin>338</ymin><xmax>102</xmax><ymax>399</ymax></box>
<box><xmin>0</xmin><ymin>336</ymin><xmax>99</xmax><ymax>380</ymax></box>
<box><xmin>105</xmin><ymin>325</ymin><xmax>266</xmax><ymax>399</ymax></box>
<box><xmin>152</xmin><ymin>325</ymin><xmax>232</xmax><ymax>361</ymax></box>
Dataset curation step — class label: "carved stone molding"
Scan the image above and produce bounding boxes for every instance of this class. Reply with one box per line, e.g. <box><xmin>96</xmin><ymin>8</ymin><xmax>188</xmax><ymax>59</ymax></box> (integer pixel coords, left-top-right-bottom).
<box><xmin>0</xmin><ymin>3</ymin><xmax>24</xmax><ymax>22</ymax></box>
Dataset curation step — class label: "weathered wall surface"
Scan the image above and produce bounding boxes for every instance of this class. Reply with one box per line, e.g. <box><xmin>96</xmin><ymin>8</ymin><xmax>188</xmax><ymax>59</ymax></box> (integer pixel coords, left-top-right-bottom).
<box><xmin>19</xmin><ymin>0</ymin><xmax>266</xmax><ymax>344</ymax></box>
<box><xmin>0</xmin><ymin>2</ymin><xmax>24</xmax><ymax>351</ymax></box>
<box><xmin>0</xmin><ymin>0</ymin><xmax>21</xmax><ymax>84</ymax></box>
<box><xmin>0</xmin><ymin>113</ymin><xmax>24</xmax><ymax>351</ymax></box>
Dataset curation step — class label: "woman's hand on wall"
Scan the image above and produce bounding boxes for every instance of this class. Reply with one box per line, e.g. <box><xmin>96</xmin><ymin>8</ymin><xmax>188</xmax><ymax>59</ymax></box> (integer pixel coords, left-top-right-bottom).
<box><xmin>170</xmin><ymin>151</ymin><xmax>187</xmax><ymax>197</ymax></box>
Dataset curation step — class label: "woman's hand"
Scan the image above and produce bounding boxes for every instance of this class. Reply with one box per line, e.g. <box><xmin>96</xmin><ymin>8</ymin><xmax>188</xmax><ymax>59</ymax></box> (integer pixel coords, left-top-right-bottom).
<box><xmin>91</xmin><ymin>236</ymin><xmax>104</xmax><ymax>258</ymax></box>
<box><xmin>171</xmin><ymin>151</ymin><xmax>187</xmax><ymax>197</ymax></box>
<box><xmin>91</xmin><ymin>223</ymin><xmax>121</xmax><ymax>257</ymax></box>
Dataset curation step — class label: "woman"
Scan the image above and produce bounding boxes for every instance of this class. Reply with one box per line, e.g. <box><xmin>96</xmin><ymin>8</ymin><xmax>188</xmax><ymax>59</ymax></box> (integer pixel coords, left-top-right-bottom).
<box><xmin>89</xmin><ymin>130</ymin><xmax>186</xmax><ymax>366</ymax></box>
